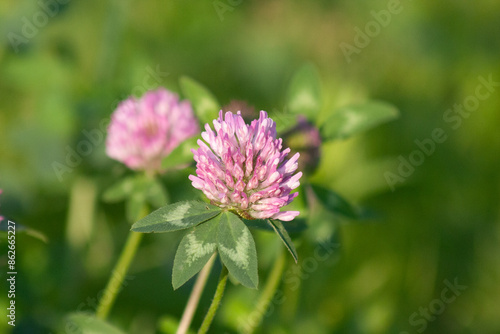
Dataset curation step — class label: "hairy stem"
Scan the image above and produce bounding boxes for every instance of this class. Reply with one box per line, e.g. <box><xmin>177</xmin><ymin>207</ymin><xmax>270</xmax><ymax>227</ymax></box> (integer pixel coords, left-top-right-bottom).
<box><xmin>96</xmin><ymin>230</ymin><xmax>143</xmax><ymax>319</ymax></box>
<box><xmin>197</xmin><ymin>266</ymin><xmax>229</xmax><ymax>334</ymax></box>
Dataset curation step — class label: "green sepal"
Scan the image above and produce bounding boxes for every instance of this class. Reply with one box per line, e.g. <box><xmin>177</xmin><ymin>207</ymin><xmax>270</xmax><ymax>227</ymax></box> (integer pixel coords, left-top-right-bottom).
<box><xmin>267</xmin><ymin>219</ymin><xmax>298</xmax><ymax>263</ymax></box>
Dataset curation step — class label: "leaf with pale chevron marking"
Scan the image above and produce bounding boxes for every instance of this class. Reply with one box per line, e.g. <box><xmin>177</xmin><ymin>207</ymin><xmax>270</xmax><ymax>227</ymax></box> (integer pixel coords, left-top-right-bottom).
<box><xmin>131</xmin><ymin>201</ymin><xmax>221</xmax><ymax>233</ymax></box>
<box><xmin>217</xmin><ymin>212</ymin><xmax>258</xmax><ymax>289</ymax></box>
<box><xmin>172</xmin><ymin>217</ymin><xmax>219</xmax><ymax>289</ymax></box>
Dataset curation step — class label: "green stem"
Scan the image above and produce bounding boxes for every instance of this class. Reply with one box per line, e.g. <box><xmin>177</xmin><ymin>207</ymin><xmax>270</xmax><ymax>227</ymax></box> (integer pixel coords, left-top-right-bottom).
<box><xmin>176</xmin><ymin>254</ymin><xmax>217</xmax><ymax>334</ymax></box>
<box><xmin>96</xmin><ymin>230</ymin><xmax>143</xmax><ymax>319</ymax></box>
<box><xmin>197</xmin><ymin>266</ymin><xmax>229</xmax><ymax>334</ymax></box>
<box><xmin>243</xmin><ymin>248</ymin><xmax>286</xmax><ymax>334</ymax></box>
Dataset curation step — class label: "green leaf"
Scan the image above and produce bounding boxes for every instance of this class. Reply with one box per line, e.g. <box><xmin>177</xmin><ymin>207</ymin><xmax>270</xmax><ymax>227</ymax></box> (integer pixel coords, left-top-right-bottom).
<box><xmin>172</xmin><ymin>218</ymin><xmax>219</xmax><ymax>289</ymax></box>
<box><xmin>244</xmin><ymin>218</ymin><xmax>308</xmax><ymax>233</ymax></box>
<box><xmin>267</xmin><ymin>219</ymin><xmax>298</xmax><ymax>263</ymax></box>
<box><xmin>321</xmin><ymin>101</ymin><xmax>399</xmax><ymax>141</ymax></box>
<box><xmin>104</xmin><ymin>175</ymin><xmax>169</xmax><ymax>222</ymax></box>
<box><xmin>161</xmin><ymin>136</ymin><xmax>199</xmax><ymax>170</ymax></box>
<box><xmin>145</xmin><ymin>179</ymin><xmax>169</xmax><ymax>208</ymax></box>
<box><xmin>180</xmin><ymin>76</ymin><xmax>220</xmax><ymax>125</ymax></box>
<box><xmin>217</xmin><ymin>212</ymin><xmax>258</xmax><ymax>289</ymax></box>
<box><xmin>242</xmin><ymin>219</ymin><xmax>274</xmax><ymax>231</ymax></box>
<box><xmin>310</xmin><ymin>184</ymin><xmax>358</xmax><ymax>219</ymax></box>
<box><xmin>102</xmin><ymin>176</ymin><xmax>136</xmax><ymax>203</ymax></box>
<box><xmin>65</xmin><ymin>312</ymin><xmax>126</xmax><ymax>334</ymax></box>
<box><xmin>286</xmin><ymin>63</ymin><xmax>322</xmax><ymax>120</ymax></box>
<box><xmin>131</xmin><ymin>201</ymin><xmax>222</xmax><ymax>233</ymax></box>
<box><xmin>306</xmin><ymin>209</ymin><xmax>341</xmax><ymax>245</ymax></box>
<box><xmin>133</xmin><ymin>176</ymin><xmax>169</xmax><ymax>209</ymax></box>
<box><xmin>271</xmin><ymin>110</ymin><xmax>298</xmax><ymax>134</ymax></box>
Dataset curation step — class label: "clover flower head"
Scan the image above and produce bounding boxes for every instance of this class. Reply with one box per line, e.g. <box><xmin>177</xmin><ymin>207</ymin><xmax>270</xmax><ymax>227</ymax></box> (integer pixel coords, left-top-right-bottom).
<box><xmin>106</xmin><ymin>88</ymin><xmax>199</xmax><ymax>172</ymax></box>
<box><xmin>190</xmin><ymin>110</ymin><xmax>302</xmax><ymax>221</ymax></box>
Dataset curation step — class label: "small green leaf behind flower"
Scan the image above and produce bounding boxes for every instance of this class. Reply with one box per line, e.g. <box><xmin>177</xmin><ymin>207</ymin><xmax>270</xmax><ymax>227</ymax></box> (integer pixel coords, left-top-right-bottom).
<box><xmin>306</xmin><ymin>184</ymin><xmax>362</xmax><ymax>246</ymax></box>
<box><xmin>310</xmin><ymin>184</ymin><xmax>359</xmax><ymax>220</ymax></box>
<box><xmin>244</xmin><ymin>217</ymin><xmax>307</xmax><ymax>234</ymax></box>
<box><xmin>161</xmin><ymin>136</ymin><xmax>200</xmax><ymax>170</ymax></box>
<box><xmin>272</xmin><ymin>110</ymin><xmax>299</xmax><ymax>134</ymax></box>
<box><xmin>320</xmin><ymin>101</ymin><xmax>399</xmax><ymax>141</ymax></box>
<box><xmin>180</xmin><ymin>76</ymin><xmax>220</xmax><ymax>125</ymax></box>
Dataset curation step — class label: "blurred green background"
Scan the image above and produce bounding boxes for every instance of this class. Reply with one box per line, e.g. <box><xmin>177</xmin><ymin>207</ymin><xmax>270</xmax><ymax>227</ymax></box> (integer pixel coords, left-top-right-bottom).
<box><xmin>1</xmin><ymin>0</ymin><xmax>499</xmax><ymax>333</ymax></box>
